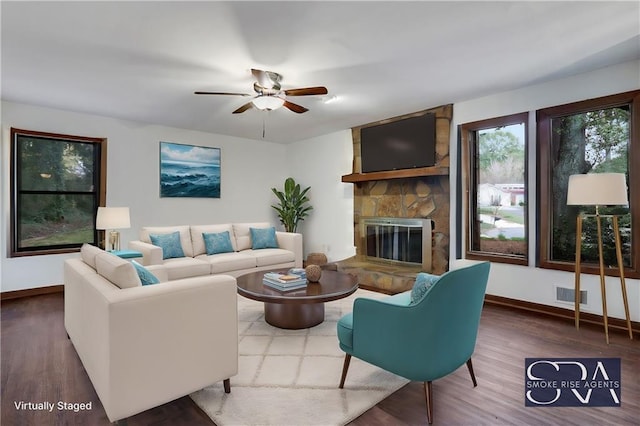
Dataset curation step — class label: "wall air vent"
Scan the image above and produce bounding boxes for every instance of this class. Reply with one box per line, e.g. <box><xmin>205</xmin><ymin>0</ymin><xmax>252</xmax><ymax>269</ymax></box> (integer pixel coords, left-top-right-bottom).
<box><xmin>556</xmin><ymin>286</ymin><xmax>587</xmax><ymax>305</ymax></box>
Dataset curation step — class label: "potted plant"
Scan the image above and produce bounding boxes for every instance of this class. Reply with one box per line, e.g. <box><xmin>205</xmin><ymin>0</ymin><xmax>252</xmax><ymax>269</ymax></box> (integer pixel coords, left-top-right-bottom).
<box><xmin>271</xmin><ymin>177</ymin><xmax>313</xmax><ymax>233</ymax></box>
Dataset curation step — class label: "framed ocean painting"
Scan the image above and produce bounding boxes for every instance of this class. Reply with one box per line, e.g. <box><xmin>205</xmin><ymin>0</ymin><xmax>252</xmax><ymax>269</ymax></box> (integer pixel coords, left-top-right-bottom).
<box><xmin>159</xmin><ymin>142</ymin><xmax>221</xmax><ymax>198</ymax></box>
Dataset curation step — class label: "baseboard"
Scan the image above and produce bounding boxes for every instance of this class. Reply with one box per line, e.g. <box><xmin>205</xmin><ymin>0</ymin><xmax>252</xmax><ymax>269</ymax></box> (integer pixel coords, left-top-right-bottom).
<box><xmin>1</xmin><ymin>285</ymin><xmax>637</xmax><ymax>337</ymax></box>
<box><xmin>484</xmin><ymin>294</ymin><xmax>639</xmax><ymax>336</ymax></box>
<box><xmin>358</xmin><ymin>286</ymin><xmax>638</xmax><ymax>336</ymax></box>
<box><xmin>1</xmin><ymin>285</ymin><xmax>64</xmax><ymax>301</ymax></box>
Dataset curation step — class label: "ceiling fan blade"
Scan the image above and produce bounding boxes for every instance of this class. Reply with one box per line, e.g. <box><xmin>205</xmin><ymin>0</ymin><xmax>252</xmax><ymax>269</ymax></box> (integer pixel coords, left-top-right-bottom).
<box><xmin>284</xmin><ymin>86</ymin><xmax>328</xmax><ymax>96</ymax></box>
<box><xmin>283</xmin><ymin>100</ymin><xmax>309</xmax><ymax>114</ymax></box>
<box><xmin>194</xmin><ymin>91</ymin><xmax>251</xmax><ymax>96</ymax></box>
<box><xmin>232</xmin><ymin>102</ymin><xmax>254</xmax><ymax>114</ymax></box>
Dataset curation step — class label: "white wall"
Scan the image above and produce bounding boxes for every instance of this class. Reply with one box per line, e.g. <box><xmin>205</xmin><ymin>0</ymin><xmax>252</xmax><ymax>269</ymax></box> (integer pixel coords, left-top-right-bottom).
<box><xmin>287</xmin><ymin>61</ymin><xmax>639</xmax><ymax>322</ymax></box>
<box><xmin>1</xmin><ymin>101</ymin><xmax>288</xmax><ymax>292</ymax></box>
<box><xmin>3</xmin><ymin>60</ymin><xmax>639</xmax><ymax>323</ymax></box>
<box><xmin>286</xmin><ymin>130</ymin><xmax>355</xmax><ymax>262</ymax></box>
<box><xmin>450</xmin><ymin>59</ymin><xmax>640</xmax><ymax>322</ymax></box>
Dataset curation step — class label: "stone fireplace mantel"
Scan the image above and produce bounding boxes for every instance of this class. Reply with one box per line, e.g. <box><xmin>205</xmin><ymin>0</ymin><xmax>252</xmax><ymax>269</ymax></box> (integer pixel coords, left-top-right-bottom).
<box><xmin>341</xmin><ymin>165</ymin><xmax>449</xmax><ymax>184</ymax></box>
<box><xmin>336</xmin><ymin>104</ymin><xmax>452</xmax><ymax>294</ymax></box>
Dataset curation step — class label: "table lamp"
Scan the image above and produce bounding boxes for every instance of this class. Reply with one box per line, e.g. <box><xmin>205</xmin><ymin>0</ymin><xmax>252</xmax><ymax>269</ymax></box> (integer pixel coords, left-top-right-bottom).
<box><xmin>96</xmin><ymin>207</ymin><xmax>131</xmax><ymax>251</ymax></box>
<box><xmin>566</xmin><ymin>173</ymin><xmax>632</xmax><ymax>343</ymax></box>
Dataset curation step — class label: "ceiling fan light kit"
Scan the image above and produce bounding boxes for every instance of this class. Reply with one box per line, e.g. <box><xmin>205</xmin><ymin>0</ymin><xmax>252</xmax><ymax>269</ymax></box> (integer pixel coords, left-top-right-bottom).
<box><xmin>195</xmin><ymin>68</ymin><xmax>328</xmax><ymax>115</ymax></box>
<box><xmin>252</xmin><ymin>95</ymin><xmax>285</xmax><ymax>111</ymax></box>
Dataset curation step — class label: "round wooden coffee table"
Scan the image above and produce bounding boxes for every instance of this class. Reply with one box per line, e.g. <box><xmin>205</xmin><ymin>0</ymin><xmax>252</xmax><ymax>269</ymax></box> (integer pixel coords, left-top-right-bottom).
<box><xmin>236</xmin><ymin>269</ymin><xmax>358</xmax><ymax>329</ymax></box>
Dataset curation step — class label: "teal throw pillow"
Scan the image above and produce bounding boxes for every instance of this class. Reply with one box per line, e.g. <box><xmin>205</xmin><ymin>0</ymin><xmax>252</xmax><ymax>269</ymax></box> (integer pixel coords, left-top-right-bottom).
<box><xmin>150</xmin><ymin>232</ymin><xmax>185</xmax><ymax>260</ymax></box>
<box><xmin>409</xmin><ymin>273</ymin><xmax>440</xmax><ymax>305</ymax></box>
<box><xmin>131</xmin><ymin>260</ymin><xmax>160</xmax><ymax>286</ymax></box>
<box><xmin>250</xmin><ymin>227</ymin><xmax>279</xmax><ymax>249</ymax></box>
<box><xmin>203</xmin><ymin>231</ymin><xmax>234</xmax><ymax>255</ymax></box>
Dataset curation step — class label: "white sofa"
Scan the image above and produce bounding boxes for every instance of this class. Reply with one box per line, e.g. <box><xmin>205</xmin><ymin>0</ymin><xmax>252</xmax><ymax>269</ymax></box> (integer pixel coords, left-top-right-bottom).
<box><xmin>129</xmin><ymin>222</ymin><xmax>303</xmax><ymax>280</ymax></box>
<box><xmin>64</xmin><ymin>244</ymin><xmax>238</xmax><ymax>422</ymax></box>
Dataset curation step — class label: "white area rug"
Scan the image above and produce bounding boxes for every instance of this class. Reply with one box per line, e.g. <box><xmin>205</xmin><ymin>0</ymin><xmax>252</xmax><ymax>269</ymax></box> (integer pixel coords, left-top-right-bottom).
<box><xmin>190</xmin><ymin>289</ymin><xmax>409</xmax><ymax>426</ymax></box>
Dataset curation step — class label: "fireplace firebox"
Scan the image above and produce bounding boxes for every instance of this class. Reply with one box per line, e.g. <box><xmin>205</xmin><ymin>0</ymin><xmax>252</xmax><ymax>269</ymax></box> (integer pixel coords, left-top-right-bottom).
<box><xmin>362</xmin><ymin>217</ymin><xmax>432</xmax><ymax>271</ymax></box>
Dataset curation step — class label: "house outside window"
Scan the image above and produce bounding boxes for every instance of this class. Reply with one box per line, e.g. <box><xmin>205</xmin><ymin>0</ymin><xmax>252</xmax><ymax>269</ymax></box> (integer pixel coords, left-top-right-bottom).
<box><xmin>537</xmin><ymin>91</ymin><xmax>639</xmax><ymax>278</ymax></box>
<box><xmin>10</xmin><ymin>128</ymin><xmax>106</xmax><ymax>257</ymax></box>
<box><xmin>461</xmin><ymin>112</ymin><xmax>528</xmax><ymax>265</ymax></box>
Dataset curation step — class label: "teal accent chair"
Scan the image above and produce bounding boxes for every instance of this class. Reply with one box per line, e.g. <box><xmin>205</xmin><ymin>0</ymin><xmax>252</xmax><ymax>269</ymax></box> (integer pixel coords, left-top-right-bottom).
<box><xmin>337</xmin><ymin>261</ymin><xmax>490</xmax><ymax>424</ymax></box>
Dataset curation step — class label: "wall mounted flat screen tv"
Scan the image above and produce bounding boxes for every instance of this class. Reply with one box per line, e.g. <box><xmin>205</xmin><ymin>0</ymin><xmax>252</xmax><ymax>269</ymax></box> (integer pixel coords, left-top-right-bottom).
<box><xmin>360</xmin><ymin>113</ymin><xmax>436</xmax><ymax>173</ymax></box>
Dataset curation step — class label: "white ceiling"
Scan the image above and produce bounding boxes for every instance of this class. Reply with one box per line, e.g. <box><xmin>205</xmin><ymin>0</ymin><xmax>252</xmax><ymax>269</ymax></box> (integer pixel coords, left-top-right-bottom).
<box><xmin>2</xmin><ymin>1</ymin><xmax>639</xmax><ymax>143</ymax></box>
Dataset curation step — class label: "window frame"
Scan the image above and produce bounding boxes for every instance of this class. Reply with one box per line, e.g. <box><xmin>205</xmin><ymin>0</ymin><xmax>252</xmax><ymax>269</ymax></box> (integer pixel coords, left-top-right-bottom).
<box><xmin>461</xmin><ymin>112</ymin><xmax>529</xmax><ymax>265</ymax></box>
<box><xmin>537</xmin><ymin>90</ymin><xmax>640</xmax><ymax>278</ymax></box>
<box><xmin>10</xmin><ymin>128</ymin><xmax>107</xmax><ymax>257</ymax></box>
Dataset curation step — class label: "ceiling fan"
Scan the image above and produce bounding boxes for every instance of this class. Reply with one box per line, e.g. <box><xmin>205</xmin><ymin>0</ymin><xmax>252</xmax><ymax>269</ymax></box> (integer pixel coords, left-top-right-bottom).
<box><xmin>194</xmin><ymin>68</ymin><xmax>328</xmax><ymax>114</ymax></box>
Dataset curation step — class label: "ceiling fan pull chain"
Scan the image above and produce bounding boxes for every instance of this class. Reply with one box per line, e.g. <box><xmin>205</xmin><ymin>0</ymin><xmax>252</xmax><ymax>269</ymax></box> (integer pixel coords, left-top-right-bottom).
<box><xmin>262</xmin><ymin>114</ymin><xmax>266</xmax><ymax>138</ymax></box>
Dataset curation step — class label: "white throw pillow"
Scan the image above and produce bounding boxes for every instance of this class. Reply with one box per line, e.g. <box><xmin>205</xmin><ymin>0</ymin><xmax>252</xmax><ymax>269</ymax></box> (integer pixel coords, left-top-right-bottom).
<box><xmin>80</xmin><ymin>243</ymin><xmax>104</xmax><ymax>270</ymax></box>
<box><xmin>95</xmin><ymin>252</ymin><xmax>142</xmax><ymax>289</ymax></box>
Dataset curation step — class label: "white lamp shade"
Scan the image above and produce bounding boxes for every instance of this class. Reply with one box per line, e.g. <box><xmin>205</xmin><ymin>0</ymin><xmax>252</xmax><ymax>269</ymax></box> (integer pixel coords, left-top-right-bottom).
<box><xmin>567</xmin><ymin>173</ymin><xmax>628</xmax><ymax>206</ymax></box>
<box><xmin>96</xmin><ymin>207</ymin><xmax>131</xmax><ymax>230</ymax></box>
<box><xmin>252</xmin><ymin>96</ymin><xmax>285</xmax><ymax>110</ymax></box>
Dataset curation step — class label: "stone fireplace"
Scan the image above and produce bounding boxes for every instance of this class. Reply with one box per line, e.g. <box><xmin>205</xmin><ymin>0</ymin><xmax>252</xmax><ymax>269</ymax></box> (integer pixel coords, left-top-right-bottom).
<box><xmin>338</xmin><ymin>104</ymin><xmax>452</xmax><ymax>293</ymax></box>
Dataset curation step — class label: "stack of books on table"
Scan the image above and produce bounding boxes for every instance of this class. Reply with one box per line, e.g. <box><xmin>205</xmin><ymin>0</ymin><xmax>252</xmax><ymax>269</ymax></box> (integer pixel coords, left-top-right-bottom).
<box><xmin>288</xmin><ymin>268</ymin><xmax>306</xmax><ymax>279</ymax></box>
<box><xmin>263</xmin><ymin>272</ymin><xmax>308</xmax><ymax>291</ymax></box>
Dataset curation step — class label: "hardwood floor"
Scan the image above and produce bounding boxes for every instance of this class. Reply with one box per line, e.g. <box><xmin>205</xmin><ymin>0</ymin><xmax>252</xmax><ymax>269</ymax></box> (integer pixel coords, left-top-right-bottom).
<box><xmin>2</xmin><ymin>293</ymin><xmax>638</xmax><ymax>425</ymax></box>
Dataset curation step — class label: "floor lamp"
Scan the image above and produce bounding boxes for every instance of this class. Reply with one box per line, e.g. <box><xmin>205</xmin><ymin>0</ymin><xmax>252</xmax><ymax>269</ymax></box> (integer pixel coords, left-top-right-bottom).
<box><xmin>567</xmin><ymin>173</ymin><xmax>633</xmax><ymax>344</ymax></box>
<box><xmin>96</xmin><ymin>207</ymin><xmax>131</xmax><ymax>251</ymax></box>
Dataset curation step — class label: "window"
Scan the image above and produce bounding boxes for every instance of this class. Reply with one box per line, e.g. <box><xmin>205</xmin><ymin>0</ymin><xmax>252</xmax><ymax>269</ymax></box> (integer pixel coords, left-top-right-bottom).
<box><xmin>537</xmin><ymin>91</ymin><xmax>639</xmax><ymax>278</ymax></box>
<box><xmin>461</xmin><ymin>113</ymin><xmax>528</xmax><ymax>265</ymax></box>
<box><xmin>10</xmin><ymin>128</ymin><xmax>106</xmax><ymax>257</ymax></box>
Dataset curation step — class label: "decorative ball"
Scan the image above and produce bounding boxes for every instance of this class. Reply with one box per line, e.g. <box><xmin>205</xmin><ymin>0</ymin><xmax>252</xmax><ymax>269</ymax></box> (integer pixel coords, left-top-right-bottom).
<box><xmin>306</xmin><ymin>252</ymin><xmax>328</xmax><ymax>266</ymax></box>
<box><xmin>305</xmin><ymin>264</ymin><xmax>322</xmax><ymax>282</ymax></box>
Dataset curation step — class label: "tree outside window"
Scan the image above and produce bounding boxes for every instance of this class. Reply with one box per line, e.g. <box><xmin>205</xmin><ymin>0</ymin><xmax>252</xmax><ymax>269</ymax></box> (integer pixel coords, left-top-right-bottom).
<box><xmin>537</xmin><ymin>91</ymin><xmax>639</xmax><ymax>278</ymax></box>
<box><xmin>10</xmin><ymin>128</ymin><xmax>106</xmax><ymax>256</ymax></box>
